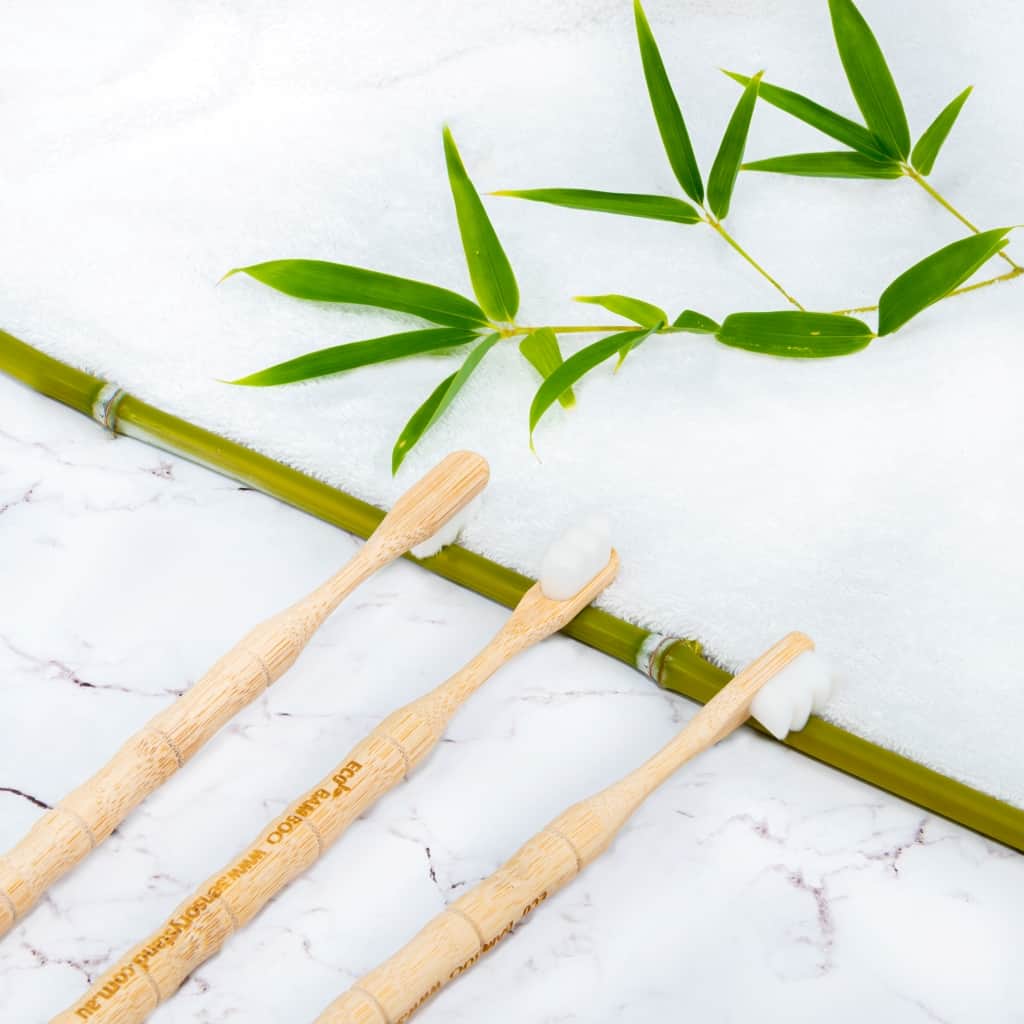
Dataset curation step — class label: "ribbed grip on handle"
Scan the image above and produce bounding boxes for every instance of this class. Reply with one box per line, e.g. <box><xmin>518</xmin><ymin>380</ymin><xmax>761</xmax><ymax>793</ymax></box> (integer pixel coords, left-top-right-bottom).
<box><xmin>0</xmin><ymin>629</ymin><xmax>288</xmax><ymax>937</ymax></box>
<box><xmin>3</xmin><ymin>452</ymin><xmax>488</xmax><ymax>940</ymax></box>
<box><xmin>49</xmin><ymin>690</ymin><xmax>457</xmax><ymax>1024</ymax></box>
<box><xmin>314</xmin><ymin>787</ymin><xmax>638</xmax><ymax>1024</ymax></box>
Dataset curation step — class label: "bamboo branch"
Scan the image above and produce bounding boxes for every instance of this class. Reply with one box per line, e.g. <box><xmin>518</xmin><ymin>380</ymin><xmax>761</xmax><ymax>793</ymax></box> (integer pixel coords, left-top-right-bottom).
<box><xmin>904</xmin><ymin>165</ymin><xmax>1022</xmax><ymax>271</ymax></box>
<box><xmin>703</xmin><ymin>214</ymin><xmax>806</xmax><ymax>311</ymax></box>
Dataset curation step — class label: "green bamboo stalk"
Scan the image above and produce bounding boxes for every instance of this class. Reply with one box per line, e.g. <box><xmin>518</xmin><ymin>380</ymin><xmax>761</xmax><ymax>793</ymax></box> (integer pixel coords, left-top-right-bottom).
<box><xmin>1</xmin><ymin>328</ymin><xmax>1021</xmax><ymax>851</ymax></box>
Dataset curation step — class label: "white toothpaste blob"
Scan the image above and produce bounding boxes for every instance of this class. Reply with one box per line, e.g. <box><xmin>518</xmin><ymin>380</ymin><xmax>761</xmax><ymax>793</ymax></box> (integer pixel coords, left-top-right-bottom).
<box><xmin>539</xmin><ymin>515</ymin><xmax>612</xmax><ymax>600</ymax></box>
<box><xmin>750</xmin><ymin>650</ymin><xmax>835</xmax><ymax>741</ymax></box>
<box><xmin>411</xmin><ymin>496</ymin><xmax>481</xmax><ymax>559</ymax></box>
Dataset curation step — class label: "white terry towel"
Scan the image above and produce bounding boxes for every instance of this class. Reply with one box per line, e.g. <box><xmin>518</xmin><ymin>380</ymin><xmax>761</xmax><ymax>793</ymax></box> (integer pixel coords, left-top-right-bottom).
<box><xmin>0</xmin><ymin>0</ymin><xmax>1021</xmax><ymax>807</ymax></box>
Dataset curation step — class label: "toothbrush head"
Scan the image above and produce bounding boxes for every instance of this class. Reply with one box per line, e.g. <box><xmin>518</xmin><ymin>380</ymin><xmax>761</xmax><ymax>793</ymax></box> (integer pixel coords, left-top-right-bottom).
<box><xmin>749</xmin><ymin>649</ymin><xmax>835</xmax><ymax>741</ymax></box>
<box><xmin>411</xmin><ymin>494</ymin><xmax>482</xmax><ymax>558</ymax></box>
<box><xmin>376</xmin><ymin>450</ymin><xmax>489</xmax><ymax>558</ymax></box>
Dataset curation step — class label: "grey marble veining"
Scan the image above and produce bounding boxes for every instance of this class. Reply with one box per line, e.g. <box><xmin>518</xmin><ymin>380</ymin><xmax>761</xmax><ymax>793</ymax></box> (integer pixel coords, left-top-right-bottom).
<box><xmin>1</xmin><ymin>377</ymin><xmax>1021</xmax><ymax>1022</ymax></box>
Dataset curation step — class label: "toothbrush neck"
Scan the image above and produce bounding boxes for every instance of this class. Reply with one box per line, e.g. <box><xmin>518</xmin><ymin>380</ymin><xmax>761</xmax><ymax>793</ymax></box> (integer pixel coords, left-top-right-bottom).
<box><xmin>290</xmin><ymin>545</ymin><xmax>386</xmax><ymax>631</ymax></box>
<box><xmin>629</xmin><ymin>702</ymin><xmax>754</xmax><ymax>799</ymax></box>
<box><xmin>431</xmin><ymin>631</ymin><xmax>525</xmax><ymax>712</ymax></box>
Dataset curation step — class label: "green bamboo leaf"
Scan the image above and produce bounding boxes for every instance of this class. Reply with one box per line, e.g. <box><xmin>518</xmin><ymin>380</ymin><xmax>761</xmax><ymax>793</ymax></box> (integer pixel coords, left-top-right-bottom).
<box><xmin>614</xmin><ymin>332</ymin><xmax>655</xmax><ymax>369</ymax></box>
<box><xmin>672</xmin><ymin>309</ymin><xmax>720</xmax><ymax>333</ymax></box>
<box><xmin>519</xmin><ymin>328</ymin><xmax>576</xmax><ymax>409</ymax></box>
<box><xmin>392</xmin><ymin>332</ymin><xmax>503</xmax><ymax>473</ymax></box>
<box><xmin>707</xmin><ymin>71</ymin><xmax>762</xmax><ymax>220</ymax></box>
<box><xmin>828</xmin><ymin>0</ymin><xmax>910</xmax><ymax>159</ymax></box>
<box><xmin>529</xmin><ymin>328</ymin><xmax>652</xmax><ymax>444</ymax></box>
<box><xmin>575</xmin><ymin>294</ymin><xmax>667</xmax><ymax>328</ymax></box>
<box><xmin>723</xmin><ymin>71</ymin><xmax>890</xmax><ymax>159</ymax></box>
<box><xmin>229</xmin><ymin>327</ymin><xmax>480</xmax><ymax>387</ymax></box>
<box><xmin>222</xmin><ymin>260</ymin><xmax>487</xmax><ymax>329</ymax></box>
<box><xmin>911</xmin><ymin>86</ymin><xmax>972</xmax><ymax>176</ymax></box>
<box><xmin>716</xmin><ymin>311</ymin><xmax>874</xmax><ymax>357</ymax></box>
<box><xmin>423</xmin><ymin>331</ymin><xmax>503</xmax><ymax>429</ymax></box>
<box><xmin>634</xmin><ymin>0</ymin><xmax>703</xmax><ymax>204</ymax></box>
<box><xmin>392</xmin><ymin>372</ymin><xmax>456</xmax><ymax>475</ymax></box>
<box><xmin>877</xmin><ymin>228</ymin><xmax>1011</xmax><ymax>336</ymax></box>
<box><xmin>493</xmin><ymin>188</ymin><xmax>701</xmax><ymax>224</ymax></box>
<box><xmin>742</xmin><ymin>151</ymin><xmax>903</xmax><ymax>179</ymax></box>
<box><xmin>442</xmin><ymin>127</ymin><xmax>519</xmax><ymax>323</ymax></box>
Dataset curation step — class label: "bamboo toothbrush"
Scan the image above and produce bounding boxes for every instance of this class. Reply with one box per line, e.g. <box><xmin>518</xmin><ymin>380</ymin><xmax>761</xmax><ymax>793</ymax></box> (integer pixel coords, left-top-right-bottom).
<box><xmin>50</xmin><ymin>518</ymin><xmax>618</xmax><ymax>1024</ymax></box>
<box><xmin>313</xmin><ymin>631</ymin><xmax>832</xmax><ymax>1024</ymax></box>
<box><xmin>0</xmin><ymin>450</ymin><xmax>488</xmax><ymax>939</ymax></box>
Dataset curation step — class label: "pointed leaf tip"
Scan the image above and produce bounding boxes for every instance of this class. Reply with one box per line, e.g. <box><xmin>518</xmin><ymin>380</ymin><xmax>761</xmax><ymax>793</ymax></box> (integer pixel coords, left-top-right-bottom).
<box><xmin>877</xmin><ymin>228</ymin><xmax>1012</xmax><ymax>335</ymax></box>
<box><xmin>226</xmin><ymin>327</ymin><xmax>480</xmax><ymax>388</ymax></box>
<box><xmin>634</xmin><ymin>0</ymin><xmax>704</xmax><ymax>203</ymax></box>
<box><xmin>496</xmin><ymin>188</ymin><xmax>701</xmax><ymax>224</ymax></box>
<box><xmin>574</xmin><ymin>294</ymin><xmax>668</xmax><ymax>328</ymax></box>
<box><xmin>707</xmin><ymin>69</ymin><xmax>762</xmax><ymax>219</ymax></box>
<box><xmin>224</xmin><ymin>260</ymin><xmax>486</xmax><ymax>327</ymax></box>
<box><xmin>727</xmin><ymin>71</ymin><xmax>893</xmax><ymax>160</ymax></box>
<box><xmin>742</xmin><ymin>151</ymin><xmax>903</xmax><ymax>178</ymax></box>
<box><xmin>392</xmin><ymin>371</ymin><xmax>456</xmax><ymax>475</ymax></box>
<box><xmin>828</xmin><ymin>0</ymin><xmax>910</xmax><ymax>158</ymax></box>
<box><xmin>443</xmin><ymin>129</ymin><xmax>520</xmax><ymax>323</ymax></box>
<box><xmin>529</xmin><ymin>328</ymin><xmax>652</xmax><ymax>444</ymax></box>
<box><xmin>391</xmin><ymin>330</ymin><xmax>502</xmax><ymax>473</ymax></box>
<box><xmin>911</xmin><ymin>86</ymin><xmax>973</xmax><ymax>176</ymax></box>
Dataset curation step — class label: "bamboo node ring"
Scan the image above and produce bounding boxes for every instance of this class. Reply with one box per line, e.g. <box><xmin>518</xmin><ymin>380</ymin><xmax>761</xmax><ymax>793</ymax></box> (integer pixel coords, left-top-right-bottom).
<box><xmin>351</xmin><ymin>984</ymin><xmax>392</xmax><ymax>1024</ymax></box>
<box><xmin>541</xmin><ymin>826</ymin><xmax>583</xmax><ymax>873</ymax></box>
<box><xmin>90</xmin><ymin>383</ymin><xmax>127</xmax><ymax>433</ymax></box>
<box><xmin>445</xmin><ymin>905</ymin><xmax>486</xmax><ymax>951</ymax></box>
<box><xmin>145</xmin><ymin>726</ymin><xmax>184</xmax><ymax>768</ymax></box>
<box><xmin>56</xmin><ymin>804</ymin><xmax>98</xmax><ymax>849</ymax></box>
<box><xmin>378</xmin><ymin>731</ymin><xmax>412</xmax><ymax>779</ymax></box>
<box><xmin>139</xmin><ymin>960</ymin><xmax>164</xmax><ymax>1004</ymax></box>
<box><xmin>302</xmin><ymin>817</ymin><xmax>326</xmax><ymax>857</ymax></box>
<box><xmin>0</xmin><ymin>886</ymin><xmax>18</xmax><ymax>924</ymax></box>
<box><xmin>636</xmin><ymin>632</ymin><xmax>677</xmax><ymax>685</ymax></box>
<box><xmin>240</xmin><ymin>646</ymin><xmax>273</xmax><ymax>690</ymax></box>
<box><xmin>219</xmin><ymin>894</ymin><xmax>241</xmax><ymax>933</ymax></box>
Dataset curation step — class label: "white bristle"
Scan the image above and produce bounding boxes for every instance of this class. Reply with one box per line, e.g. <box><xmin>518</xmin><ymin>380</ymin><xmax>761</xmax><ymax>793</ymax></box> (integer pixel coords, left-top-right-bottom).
<box><xmin>788</xmin><ymin>682</ymin><xmax>814</xmax><ymax>733</ymax></box>
<box><xmin>411</xmin><ymin>496</ymin><xmax>481</xmax><ymax>559</ymax></box>
<box><xmin>749</xmin><ymin>682</ymin><xmax>793</xmax><ymax>741</ymax></box>
<box><xmin>539</xmin><ymin>515</ymin><xmax>612</xmax><ymax>600</ymax></box>
<box><xmin>750</xmin><ymin>649</ymin><xmax>835</xmax><ymax>741</ymax></box>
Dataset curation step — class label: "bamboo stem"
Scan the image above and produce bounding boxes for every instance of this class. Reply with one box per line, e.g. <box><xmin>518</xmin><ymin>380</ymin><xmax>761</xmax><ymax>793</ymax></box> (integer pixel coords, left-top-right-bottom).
<box><xmin>904</xmin><ymin>165</ymin><xmax>1022</xmax><ymax>271</ymax></box>
<box><xmin>1</xmin><ymin>330</ymin><xmax>1020</xmax><ymax>852</ymax></box>
<box><xmin>703</xmin><ymin>214</ymin><xmax>806</xmax><ymax>311</ymax></box>
<box><xmin>502</xmin><ymin>324</ymin><xmax>643</xmax><ymax>336</ymax></box>
<box><xmin>49</xmin><ymin>561</ymin><xmax>618</xmax><ymax>1023</ymax></box>
<box><xmin>829</xmin><ymin>265</ymin><xmax>1024</xmax><ymax>316</ymax></box>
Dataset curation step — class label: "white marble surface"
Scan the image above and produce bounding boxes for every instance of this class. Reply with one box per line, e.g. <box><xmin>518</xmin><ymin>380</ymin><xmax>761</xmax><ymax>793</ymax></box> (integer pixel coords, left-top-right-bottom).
<box><xmin>2</xmin><ymin>377</ymin><xmax>1022</xmax><ymax>1022</ymax></box>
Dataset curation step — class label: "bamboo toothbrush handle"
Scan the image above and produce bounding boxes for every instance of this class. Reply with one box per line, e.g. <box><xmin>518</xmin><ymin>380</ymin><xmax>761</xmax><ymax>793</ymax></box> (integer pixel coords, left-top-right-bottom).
<box><xmin>314</xmin><ymin>631</ymin><xmax>813</xmax><ymax>1024</ymax></box>
<box><xmin>51</xmin><ymin>592</ymin><xmax>556</xmax><ymax>1024</ymax></box>
<box><xmin>0</xmin><ymin>450</ymin><xmax>489</xmax><ymax>938</ymax></box>
<box><xmin>50</xmin><ymin>554</ymin><xmax>617</xmax><ymax>1022</ymax></box>
<box><xmin>0</xmin><ymin>589</ymin><xmax>358</xmax><ymax>939</ymax></box>
<box><xmin>312</xmin><ymin>793</ymin><xmax>632</xmax><ymax>1024</ymax></box>
<box><xmin>48</xmin><ymin>678</ymin><xmax>475</xmax><ymax>1024</ymax></box>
